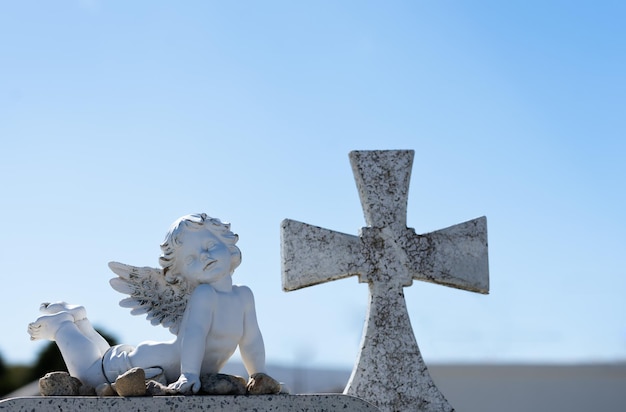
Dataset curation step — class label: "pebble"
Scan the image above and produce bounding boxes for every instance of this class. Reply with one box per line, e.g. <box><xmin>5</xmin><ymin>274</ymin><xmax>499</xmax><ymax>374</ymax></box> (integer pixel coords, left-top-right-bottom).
<box><xmin>146</xmin><ymin>380</ymin><xmax>178</xmax><ymax>396</ymax></box>
<box><xmin>246</xmin><ymin>372</ymin><xmax>282</xmax><ymax>395</ymax></box>
<box><xmin>113</xmin><ymin>367</ymin><xmax>146</xmax><ymax>397</ymax></box>
<box><xmin>200</xmin><ymin>373</ymin><xmax>247</xmax><ymax>395</ymax></box>
<box><xmin>39</xmin><ymin>371</ymin><xmax>81</xmax><ymax>396</ymax></box>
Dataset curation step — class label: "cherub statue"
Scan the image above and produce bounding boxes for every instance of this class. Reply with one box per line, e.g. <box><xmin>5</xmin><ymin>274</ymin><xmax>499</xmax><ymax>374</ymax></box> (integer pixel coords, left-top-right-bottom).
<box><xmin>28</xmin><ymin>213</ymin><xmax>279</xmax><ymax>394</ymax></box>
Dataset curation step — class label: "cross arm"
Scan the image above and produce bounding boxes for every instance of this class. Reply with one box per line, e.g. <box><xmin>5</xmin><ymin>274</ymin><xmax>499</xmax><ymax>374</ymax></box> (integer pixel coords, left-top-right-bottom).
<box><xmin>408</xmin><ymin>216</ymin><xmax>489</xmax><ymax>294</ymax></box>
<box><xmin>281</xmin><ymin>219</ymin><xmax>364</xmax><ymax>291</ymax></box>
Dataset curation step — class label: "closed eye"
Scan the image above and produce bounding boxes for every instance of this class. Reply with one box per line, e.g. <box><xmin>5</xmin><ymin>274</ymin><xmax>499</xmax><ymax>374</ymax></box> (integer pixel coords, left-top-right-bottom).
<box><xmin>184</xmin><ymin>255</ymin><xmax>195</xmax><ymax>265</ymax></box>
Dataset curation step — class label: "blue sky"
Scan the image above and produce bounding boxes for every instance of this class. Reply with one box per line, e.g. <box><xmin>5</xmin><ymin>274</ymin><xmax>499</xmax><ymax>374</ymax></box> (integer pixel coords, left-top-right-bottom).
<box><xmin>1</xmin><ymin>1</ymin><xmax>624</xmax><ymax>370</ymax></box>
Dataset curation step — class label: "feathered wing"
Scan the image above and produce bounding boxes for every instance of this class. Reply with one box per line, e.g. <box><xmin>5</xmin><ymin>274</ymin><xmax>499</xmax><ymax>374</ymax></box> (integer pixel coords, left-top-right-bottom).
<box><xmin>108</xmin><ymin>261</ymin><xmax>189</xmax><ymax>335</ymax></box>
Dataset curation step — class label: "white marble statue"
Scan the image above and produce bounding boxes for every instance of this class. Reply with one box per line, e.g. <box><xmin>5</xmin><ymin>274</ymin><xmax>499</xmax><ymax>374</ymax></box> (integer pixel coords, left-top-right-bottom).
<box><xmin>28</xmin><ymin>213</ymin><xmax>277</xmax><ymax>394</ymax></box>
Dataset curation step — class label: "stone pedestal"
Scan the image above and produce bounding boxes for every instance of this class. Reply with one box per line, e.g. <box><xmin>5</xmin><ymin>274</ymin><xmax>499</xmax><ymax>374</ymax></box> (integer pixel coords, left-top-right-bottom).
<box><xmin>0</xmin><ymin>394</ymin><xmax>379</xmax><ymax>411</ymax></box>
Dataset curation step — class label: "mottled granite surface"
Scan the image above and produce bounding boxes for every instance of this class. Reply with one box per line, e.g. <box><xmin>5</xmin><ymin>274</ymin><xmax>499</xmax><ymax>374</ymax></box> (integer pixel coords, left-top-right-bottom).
<box><xmin>0</xmin><ymin>394</ymin><xmax>379</xmax><ymax>411</ymax></box>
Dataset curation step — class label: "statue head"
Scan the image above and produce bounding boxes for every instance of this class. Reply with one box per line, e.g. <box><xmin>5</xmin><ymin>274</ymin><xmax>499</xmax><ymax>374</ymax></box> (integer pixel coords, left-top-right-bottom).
<box><xmin>159</xmin><ymin>213</ymin><xmax>242</xmax><ymax>284</ymax></box>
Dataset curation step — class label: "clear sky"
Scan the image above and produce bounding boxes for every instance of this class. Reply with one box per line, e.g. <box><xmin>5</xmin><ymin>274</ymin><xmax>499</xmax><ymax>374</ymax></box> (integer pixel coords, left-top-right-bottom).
<box><xmin>1</xmin><ymin>1</ymin><xmax>624</xmax><ymax>370</ymax></box>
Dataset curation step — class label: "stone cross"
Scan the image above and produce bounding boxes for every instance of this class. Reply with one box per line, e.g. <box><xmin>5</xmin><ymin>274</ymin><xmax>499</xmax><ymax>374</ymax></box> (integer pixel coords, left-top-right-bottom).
<box><xmin>281</xmin><ymin>150</ymin><xmax>489</xmax><ymax>412</ymax></box>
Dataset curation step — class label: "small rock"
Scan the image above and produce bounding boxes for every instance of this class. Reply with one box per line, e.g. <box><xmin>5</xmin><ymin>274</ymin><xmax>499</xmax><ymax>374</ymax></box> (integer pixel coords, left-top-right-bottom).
<box><xmin>113</xmin><ymin>367</ymin><xmax>146</xmax><ymax>397</ymax></box>
<box><xmin>200</xmin><ymin>373</ymin><xmax>247</xmax><ymax>395</ymax></box>
<box><xmin>146</xmin><ymin>380</ymin><xmax>178</xmax><ymax>396</ymax></box>
<box><xmin>95</xmin><ymin>383</ymin><xmax>117</xmax><ymax>397</ymax></box>
<box><xmin>39</xmin><ymin>371</ymin><xmax>81</xmax><ymax>396</ymax></box>
<box><xmin>78</xmin><ymin>383</ymin><xmax>96</xmax><ymax>396</ymax></box>
<box><xmin>149</xmin><ymin>371</ymin><xmax>168</xmax><ymax>386</ymax></box>
<box><xmin>246</xmin><ymin>372</ymin><xmax>281</xmax><ymax>395</ymax></box>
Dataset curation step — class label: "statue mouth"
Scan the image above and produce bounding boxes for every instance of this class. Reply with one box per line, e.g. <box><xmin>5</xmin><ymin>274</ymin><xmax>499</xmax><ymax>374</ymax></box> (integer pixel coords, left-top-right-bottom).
<box><xmin>203</xmin><ymin>260</ymin><xmax>216</xmax><ymax>271</ymax></box>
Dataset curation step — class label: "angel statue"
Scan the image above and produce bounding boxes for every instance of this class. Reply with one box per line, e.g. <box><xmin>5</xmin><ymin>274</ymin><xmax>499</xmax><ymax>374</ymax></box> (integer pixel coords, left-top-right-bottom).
<box><xmin>28</xmin><ymin>213</ymin><xmax>280</xmax><ymax>394</ymax></box>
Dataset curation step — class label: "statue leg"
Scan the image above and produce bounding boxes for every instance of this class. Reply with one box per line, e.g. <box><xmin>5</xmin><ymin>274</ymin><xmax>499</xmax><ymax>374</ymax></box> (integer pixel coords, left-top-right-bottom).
<box><xmin>101</xmin><ymin>343</ymin><xmax>167</xmax><ymax>383</ymax></box>
<box><xmin>39</xmin><ymin>302</ymin><xmax>110</xmax><ymax>356</ymax></box>
<box><xmin>126</xmin><ymin>341</ymin><xmax>179</xmax><ymax>382</ymax></box>
<box><xmin>28</xmin><ymin>312</ymin><xmax>106</xmax><ymax>388</ymax></box>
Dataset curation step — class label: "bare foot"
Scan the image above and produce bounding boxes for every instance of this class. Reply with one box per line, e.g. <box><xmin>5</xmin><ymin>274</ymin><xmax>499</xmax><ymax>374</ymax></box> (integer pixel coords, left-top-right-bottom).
<box><xmin>40</xmin><ymin>302</ymin><xmax>87</xmax><ymax>321</ymax></box>
<box><xmin>28</xmin><ymin>312</ymin><xmax>74</xmax><ymax>341</ymax></box>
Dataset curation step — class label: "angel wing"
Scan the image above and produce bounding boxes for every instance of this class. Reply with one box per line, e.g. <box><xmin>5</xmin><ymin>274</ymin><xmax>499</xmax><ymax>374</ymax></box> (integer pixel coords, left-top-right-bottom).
<box><xmin>108</xmin><ymin>261</ymin><xmax>189</xmax><ymax>336</ymax></box>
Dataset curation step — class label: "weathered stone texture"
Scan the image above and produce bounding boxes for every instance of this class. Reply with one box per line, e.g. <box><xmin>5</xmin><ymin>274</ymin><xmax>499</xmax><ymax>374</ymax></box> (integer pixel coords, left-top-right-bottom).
<box><xmin>39</xmin><ymin>371</ymin><xmax>82</xmax><ymax>396</ymax></box>
<box><xmin>112</xmin><ymin>367</ymin><xmax>146</xmax><ymax>397</ymax></box>
<box><xmin>281</xmin><ymin>150</ymin><xmax>490</xmax><ymax>412</ymax></box>
<box><xmin>246</xmin><ymin>372</ymin><xmax>282</xmax><ymax>395</ymax></box>
<box><xmin>0</xmin><ymin>394</ymin><xmax>380</xmax><ymax>411</ymax></box>
<box><xmin>200</xmin><ymin>373</ymin><xmax>247</xmax><ymax>395</ymax></box>
<box><xmin>145</xmin><ymin>380</ymin><xmax>178</xmax><ymax>396</ymax></box>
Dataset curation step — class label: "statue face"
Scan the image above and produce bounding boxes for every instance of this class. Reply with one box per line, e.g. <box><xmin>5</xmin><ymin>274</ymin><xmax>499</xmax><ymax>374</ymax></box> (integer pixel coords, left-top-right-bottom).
<box><xmin>176</xmin><ymin>228</ymin><xmax>232</xmax><ymax>284</ymax></box>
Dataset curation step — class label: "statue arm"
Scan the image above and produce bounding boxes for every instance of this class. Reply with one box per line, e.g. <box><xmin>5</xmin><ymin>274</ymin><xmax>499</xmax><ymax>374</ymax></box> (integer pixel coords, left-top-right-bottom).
<box><xmin>238</xmin><ymin>286</ymin><xmax>266</xmax><ymax>376</ymax></box>
<box><xmin>169</xmin><ymin>284</ymin><xmax>215</xmax><ymax>393</ymax></box>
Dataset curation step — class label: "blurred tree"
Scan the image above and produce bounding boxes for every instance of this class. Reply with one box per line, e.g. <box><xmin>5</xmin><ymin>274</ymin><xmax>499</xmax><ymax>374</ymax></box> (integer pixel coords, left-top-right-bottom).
<box><xmin>0</xmin><ymin>365</ymin><xmax>31</xmax><ymax>398</ymax></box>
<box><xmin>0</xmin><ymin>353</ymin><xmax>30</xmax><ymax>397</ymax></box>
<box><xmin>0</xmin><ymin>352</ymin><xmax>8</xmax><ymax>394</ymax></box>
<box><xmin>0</xmin><ymin>353</ymin><xmax>6</xmax><ymax>376</ymax></box>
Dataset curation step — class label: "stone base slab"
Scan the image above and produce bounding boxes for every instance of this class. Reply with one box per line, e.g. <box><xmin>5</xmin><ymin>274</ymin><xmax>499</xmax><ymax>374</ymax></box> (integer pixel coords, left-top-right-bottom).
<box><xmin>0</xmin><ymin>394</ymin><xmax>379</xmax><ymax>411</ymax></box>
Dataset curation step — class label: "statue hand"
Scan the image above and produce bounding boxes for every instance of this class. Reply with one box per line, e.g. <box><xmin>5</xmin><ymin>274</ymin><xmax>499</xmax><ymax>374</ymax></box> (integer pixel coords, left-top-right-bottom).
<box><xmin>168</xmin><ymin>373</ymin><xmax>201</xmax><ymax>394</ymax></box>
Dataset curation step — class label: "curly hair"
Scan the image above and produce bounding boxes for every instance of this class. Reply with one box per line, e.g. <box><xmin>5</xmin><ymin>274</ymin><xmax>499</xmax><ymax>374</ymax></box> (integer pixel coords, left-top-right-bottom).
<box><xmin>159</xmin><ymin>213</ymin><xmax>242</xmax><ymax>284</ymax></box>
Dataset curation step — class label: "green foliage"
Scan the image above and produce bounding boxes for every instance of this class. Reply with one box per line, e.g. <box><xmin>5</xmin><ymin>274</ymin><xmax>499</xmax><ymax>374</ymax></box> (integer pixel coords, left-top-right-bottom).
<box><xmin>27</xmin><ymin>342</ymin><xmax>67</xmax><ymax>382</ymax></box>
<box><xmin>0</xmin><ymin>365</ymin><xmax>31</xmax><ymax>397</ymax></box>
<box><xmin>0</xmin><ymin>351</ymin><xmax>30</xmax><ymax>397</ymax></box>
<box><xmin>0</xmin><ymin>353</ymin><xmax>9</xmax><ymax>395</ymax></box>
